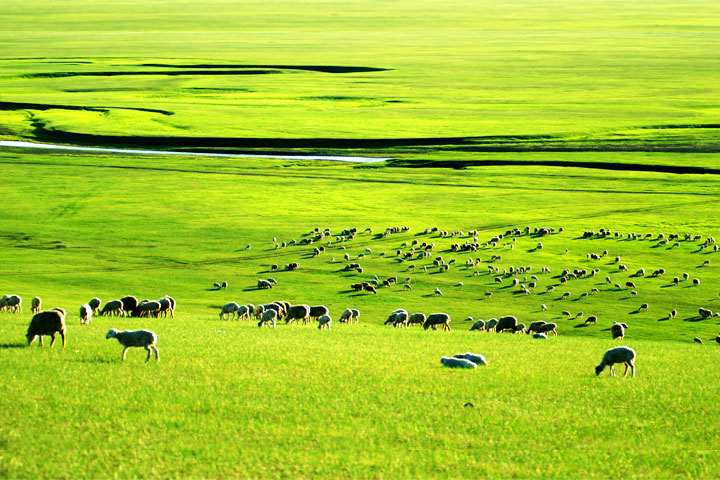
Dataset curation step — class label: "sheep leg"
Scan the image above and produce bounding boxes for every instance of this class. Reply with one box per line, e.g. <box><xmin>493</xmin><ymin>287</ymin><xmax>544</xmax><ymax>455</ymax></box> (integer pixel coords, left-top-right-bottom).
<box><xmin>623</xmin><ymin>363</ymin><xmax>629</xmax><ymax>377</ymax></box>
<box><xmin>153</xmin><ymin>346</ymin><xmax>159</xmax><ymax>362</ymax></box>
<box><xmin>38</xmin><ymin>335</ymin><xmax>43</xmax><ymax>347</ymax></box>
<box><xmin>122</xmin><ymin>347</ymin><xmax>129</xmax><ymax>361</ymax></box>
<box><xmin>60</xmin><ymin>331</ymin><xmax>66</xmax><ymax>347</ymax></box>
<box><xmin>145</xmin><ymin>346</ymin><xmax>151</xmax><ymax>362</ymax></box>
<box><xmin>629</xmin><ymin>360</ymin><xmax>635</xmax><ymax>377</ymax></box>
<box><xmin>609</xmin><ymin>365</ymin><xmax>615</xmax><ymax>377</ymax></box>
<box><xmin>272</xmin><ymin>319</ymin><xmax>276</xmax><ymax>329</ymax></box>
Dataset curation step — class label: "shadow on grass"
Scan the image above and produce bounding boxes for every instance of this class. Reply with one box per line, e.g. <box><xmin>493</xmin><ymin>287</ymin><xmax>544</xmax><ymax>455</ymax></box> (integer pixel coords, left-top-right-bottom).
<box><xmin>0</xmin><ymin>343</ymin><xmax>26</xmax><ymax>349</ymax></box>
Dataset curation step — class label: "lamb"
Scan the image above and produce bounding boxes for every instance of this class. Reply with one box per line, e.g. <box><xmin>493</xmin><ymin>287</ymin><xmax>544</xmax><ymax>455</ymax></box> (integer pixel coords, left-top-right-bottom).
<box><xmin>317</xmin><ymin>314</ymin><xmax>332</xmax><ymax>330</ymax></box>
<box><xmin>106</xmin><ymin>328</ymin><xmax>159</xmax><ymax>362</ymax></box>
<box><xmin>453</xmin><ymin>352</ymin><xmax>487</xmax><ymax>366</ymax></box>
<box><xmin>285</xmin><ymin>304</ymin><xmax>311</xmax><ymax>325</ymax></box>
<box><xmin>99</xmin><ymin>300</ymin><xmax>125</xmax><ymax>317</ymax></box>
<box><xmin>31</xmin><ymin>296</ymin><xmax>42</xmax><ymax>314</ymax></box>
<box><xmin>26</xmin><ymin>310</ymin><xmax>66</xmax><ymax>347</ymax></box>
<box><xmin>440</xmin><ymin>356</ymin><xmax>477</xmax><ymax>369</ymax></box>
<box><xmin>595</xmin><ymin>346</ymin><xmax>635</xmax><ymax>377</ymax></box>
<box><xmin>88</xmin><ymin>297</ymin><xmax>101</xmax><ymax>314</ymax></box>
<box><xmin>611</xmin><ymin>322</ymin><xmax>628</xmax><ymax>340</ymax></box>
<box><xmin>469</xmin><ymin>319</ymin><xmax>486</xmax><ymax>331</ymax></box>
<box><xmin>495</xmin><ymin>315</ymin><xmax>518</xmax><ymax>333</ymax></box>
<box><xmin>219</xmin><ymin>302</ymin><xmax>241</xmax><ymax>320</ymax></box>
<box><xmin>79</xmin><ymin>304</ymin><xmax>93</xmax><ymax>325</ymax></box>
<box><xmin>536</xmin><ymin>322</ymin><xmax>558</xmax><ymax>336</ymax></box>
<box><xmin>258</xmin><ymin>309</ymin><xmax>278</xmax><ymax>328</ymax></box>
<box><xmin>423</xmin><ymin>313</ymin><xmax>451</xmax><ymax>331</ymax></box>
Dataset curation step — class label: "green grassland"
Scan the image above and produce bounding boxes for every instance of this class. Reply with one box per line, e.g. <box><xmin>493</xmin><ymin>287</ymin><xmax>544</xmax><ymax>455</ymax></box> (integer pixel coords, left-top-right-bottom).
<box><xmin>1</xmin><ymin>150</ymin><xmax>720</xmax><ymax>478</ymax></box>
<box><xmin>2</xmin><ymin>0</ymin><xmax>720</xmax><ymax>478</ymax></box>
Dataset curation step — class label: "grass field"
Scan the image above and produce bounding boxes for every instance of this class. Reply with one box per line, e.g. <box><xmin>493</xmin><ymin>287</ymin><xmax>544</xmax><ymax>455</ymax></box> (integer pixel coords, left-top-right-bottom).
<box><xmin>2</xmin><ymin>0</ymin><xmax>720</xmax><ymax>478</ymax></box>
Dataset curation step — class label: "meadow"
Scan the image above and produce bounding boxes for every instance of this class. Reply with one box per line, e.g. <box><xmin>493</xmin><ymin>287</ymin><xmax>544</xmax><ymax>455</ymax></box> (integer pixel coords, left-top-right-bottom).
<box><xmin>2</xmin><ymin>0</ymin><xmax>720</xmax><ymax>478</ymax></box>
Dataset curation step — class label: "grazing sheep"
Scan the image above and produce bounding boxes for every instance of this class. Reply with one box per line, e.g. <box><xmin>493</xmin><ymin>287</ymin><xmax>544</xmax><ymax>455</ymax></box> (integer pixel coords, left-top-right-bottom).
<box><xmin>470</xmin><ymin>319</ymin><xmax>486</xmax><ymax>331</ymax></box>
<box><xmin>669</xmin><ymin>309</ymin><xmax>678</xmax><ymax>319</ymax></box>
<box><xmin>384</xmin><ymin>309</ymin><xmax>408</xmax><ymax>326</ymax></box>
<box><xmin>595</xmin><ymin>346</ymin><xmax>635</xmax><ymax>377</ymax></box>
<box><xmin>561</xmin><ymin>292</ymin><xmax>571</xmax><ymax>299</ymax></box>
<box><xmin>309</xmin><ymin>305</ymin><xmax>329</xmax><ymax>321</ymax></box>
<box><xmin>536</xmin><ymin>322</ymin><xmax>558</xmax><ymax>336</ymax></box>
<box><xmin>88</xmin><ymin>297</ymin><xmax>101</xmax><ymax>314</ymax></box>
<box><xmin>138</xmin><ymin>300</ymin><xmax>161</xmax><ymax>318</ymax></box>
<box><xmin>638</xmin><ymin>303</ymin><xmax>649</xmax><ymax>312</ymax></box>
<box><xmin>630</xmin><ymin>290</ymin><xmax>638</xmax><ymax>296</ymax></box>
<box><xmin>453</xmin><ymin>352</ymin><xmax>487</xmax><ymax>366</ymax></box>
<box><xmin>363</xmin><ymin>284</ymin><xmax>377</xmax><ymax>294</ymax></box>
<box><xmin>120</xmin><ymin>296</ymin><xmax>140</xmax><ymax>317</ymax></box>
<box><xmin>440</xmin><ymin>356</ymin><xmax>477</xmax><ymax>369</ymax></box>
<box><xmin>533</xmin><ymin>332</ymin><xmax>547</xmax><ymax>339</ymax></box>
<box><xmin>106</xmin><ymin>328</ymin><xmax>159</xmax><ymax>362</ymax></box>
<box><xmin>159</xmin><ymin>296</ymin><xmax>176</xmax><ymax>319</ymax></box>
<box><xmin>221</xmin><ymin>281</ymin><xmax>228</xmax><ymax>289</ymax></box>
<box><xmin>26</xmin><ymin>310</ymin><xmax>66</xmax><ymax>347</ymax></box>
<box><xmin>258</xmin><ymin>309</ymin><xmax>278</xmax><ymax>328</ymax></box>
<box><xmin>693</xmin><ymin>337</ymin><xmax>703</xmax><ymax>344</ymax></box>
<box><xmin>527</xmin><ymin>321</ymin><xmax>547</xmax><ymax>335</ymax></box>
<box><xmin>407</xmin><ymin>312</ymin><xmax>426</xmax><ymax>327</ymax></box>
<box><xmin>99</xmin><ymin>300</ymin><xmax>124</xmax><ymax>317</ymax></box>
<box><xmin>562</xmin><ymin>310</ymin><xmax>572</xmax><ymax>317</ymax></box>
<box><xmin>423</xmin><ymin>313</ymin><xmax>451</xmax><ymax>331</ymax></box>
<box><xmin>513</xmin><ymin>323</ymin><xmax>526</xmax><ymax>334</ymax></box>
<box><xmin>31</xmin><ymin>296</ymin><xmax>42</xmax><ymax>314</ymax></box>
<box><xmin>698</xmin><ymin>308</ymin><xmax>713</xmax><ymax>319</ymax></box>
<box><xmin>392</xmin><ymin>311</ymin><xmax>409</xmax><ymax>327</ymax></box>
<box><xmin>611</xmin><ymin>322</ymin><xmax>628</xmax><ymax>340</ymax></box>
<box><xmin>79</xmin><ymin>304</ymin><xmax>93</xmax><ymax>325</ymax></box>
<box><xmin>317</xmin><ymin>314</ymin><xmax>332</xmax><ymax>330</ymax></box>
<box><xmin>584</xmin><ymin>315</ymin><xmax>598</xmax><ymax>325</ymax></box>
<box><xmin>257</xmin><ymin>279</ymin><xmax>273</xmax><ymax>289</ymax></box>
<box><xmin>495</xmin><ymin>315</ymin><xmax>518</xmax><ymax>334</ymax></box>
<box><xmin>625</xmin><ymin>281</ymin><xmax>636</xmax><ymax>289</ymax></box>
<box><xmin>435</xmin><ymin>287</ymin><xmax>443</xmax><ymax>296</ymax></box>
<box><xmin>541</xmin><ymin>304</ymin><xmax>548</xmax><ymax>311</ymax></box>
<box><xmin>285</xmin><ymin>304</ymin><xmax>311</xmax><ymax>325</ymax></box>
<box><xmin>482</xmin><ymin>318</ymin><xmax>497</xmax><ymax>332</ymax></box>
<box><xmin>219</xmin><ymin>302</ymin><xmax>241</xmax><ymax>320</ymax></box>
<box><xmin>213</xmin><ymin>282</ymin><xmax>221</xmax><ymax>289</ymax></box>
<box><xmin>1</xmin><ymin>294</ymin><xmax>22</xmax><ymax>313</ymax></box>
<box><xmin>693</xmin><ymin>278</ymin><xmax>701</xmax><ymax>286</ymax></box>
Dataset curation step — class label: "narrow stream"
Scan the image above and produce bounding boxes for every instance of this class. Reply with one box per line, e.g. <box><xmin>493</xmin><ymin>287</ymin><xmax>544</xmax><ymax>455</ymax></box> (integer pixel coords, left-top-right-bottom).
<box><xmin>0</xmin><ymin>140</ymin><xmax>390</xmax><ymax>163</ymax></box>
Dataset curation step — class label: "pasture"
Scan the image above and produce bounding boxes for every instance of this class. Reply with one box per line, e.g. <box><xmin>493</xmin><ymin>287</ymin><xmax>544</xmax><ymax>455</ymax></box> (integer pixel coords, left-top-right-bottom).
<box><xmin>2</xmin><ymin>0</ymin><xmax>720</xmax><ymax>477</ymax></box>
<box><xmin>1</xmin><ymin>150</ymin><xmax>720</xmax><ymax>478</ymax></box>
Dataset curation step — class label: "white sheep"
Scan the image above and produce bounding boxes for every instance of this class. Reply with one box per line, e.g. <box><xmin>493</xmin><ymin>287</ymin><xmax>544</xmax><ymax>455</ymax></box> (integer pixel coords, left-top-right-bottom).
<box><xmin>79</xmin><ymin>304</ymin><xmax>93</xmax><ymax>325</ymax></box>
<box><xmin>434</xmin><ymin>287</ymin><xmax>443</xmax><ymax>296</ymax></box>
<box><xmin>219</xmin><ymin>302</ymin><xmax>241</xmax><ymax>320</ymax></box>
<box><xmin>258</xmin><ymin>309</ymin><xmax>278</xmax><ymax>328</ymax></box>
<box><xmin>453</xmin><ymin>352</ymin><xmax>487</xmax><ymax>366</ymax></box>
<box><xmin>31</xmin><ymin>296</ymin><xmax>42</xmax><ymax>314</ymax></box>
<box><xmin>595</xmin><ymin>346</ymin><xmax>635</xmax><ymax>377</ymax></box>
<box><xmin>440</xmin><ymin>356</ymin><xmax>477</xmax><ymax>369</ymax></box>
<box><xmin>106</xmin><ymin>328</ymin><xmax>159</xmax><ymax>362</ymax></box>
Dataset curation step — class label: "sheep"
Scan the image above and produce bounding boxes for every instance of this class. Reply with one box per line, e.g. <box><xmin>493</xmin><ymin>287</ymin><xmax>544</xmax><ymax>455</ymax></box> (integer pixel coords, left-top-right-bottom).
<box><xmin>363</xmin><ymin>284</ymin><xmax>377</xmax><ymax>294</ymax></box>
<box><xmin>669</xmin><ymin>309</ymin><xmax>678</xmax><ymax>319</ymax></box>
<box><xmin>693</xmin><ymin>278</ymin><xmax>701</xmax><ymax>286</ymax></box>
<box><xmin>698</xmin><ymin>308</ymin><xmax>713</xmax><ymax>319</ymax></box>
<box><xmin>80</xmin><ymin>304</ymin><xmax>93</xmax><ymax>325</ymax></box>
<box><xmin>392</xmin><ymin>311</ymin><xmax>409</xmax><ymax>327</ymax></box>
<box><xmin>106</xmin><ymin>328</ymin><xmax>159</xmax><ymax>362</ymax></box>
<box><xmin>221</xmin><ymin>281</ymin><xmax>228</xmax><ymax>289</ymax></box>
<box><xmin>584</xmin><ymin>315</ymin><xmax>598</xmax><ymax>325</ymax></box>
<box><xmin>434</xmin><ymin>287</ymin><xmax>443</xmax><ymax>296</ymax></box>
<box><xmin>213</xmin><ymin>282</ymin><xmax>221</xmax><ymax>289</ymax></box>
<box><xmin>258</xmin><ymin>309</ymin><xmax>278</xmax><ymax>328</ymax></box>
<box><xmin>611</xmin><ymin>322</ymin><xmax>628</xmax><ymax>340</ymax></box>
<box><xmin>453</xmin><ymin>352</ymin><xmax>487</xmax><ymax>366</ymax></box>
<box><xmin>485</xmin><ymin>318</ymin><xmax>499</xmax><ymax>332</ymax></box>
<box><xmin>561</xmin><ymin>292</ymin><xmax>571</xmax><ymax>299</ymax></box>
<box><xmin>423</xmin><ymin>313</ymin><xmax>451</xmax><ymax>331</ymax></box>
<box><xmin>495</xmin><ymin>315</ymin><xmax>518</xmax><ymax>333</ymax></box>
<box><xmin>533</xmin><ymin>332</ymin><xmax>547</xmax><ymax>339</ymax></box>
<box><xmin>285</xmin><ymin>304</ymin><xmax>311</xmax><ymax>325</ymax></box>
<box><xmin>694</xmin><ymin>337</ymin><xmax>704</xmax><ymax>344</ymax></box>
<box><xmin>257</xmin><ymin>279</ymin><xmax>273</xmax><ymax>289</ymax></box>
<box><xmin>309</xmin><ymin>305</ymin><xmax>329</xmax><ymax>321</ymax></box>
<box><xmin>638</xmin><ymin>303</ymin><xmax>649</xmax><ymax>312</ymax></box>
<box><xmin>31</xmin><ymin>296</ymin><xmax>42</xmax><ymax>314</ymax></box>
<box><xmin>513</xmin><ymin>323</ymin><xmax>526</xmax><ymax>334</ymax></box>
<box><xmin>1</xmin><ymin>294</ymin><xmax>22</xmax><ymax>313</ymax></box>
<box><xmin>158</xmin><ymin>296</ymin><xmax>176</xmax><ymax>319</ymax></box>
<box><xmin>469</xmin><ymin>319</ymin><xmax>486</xmax><ymax>331</ymax></box>
<box><xmin>527</xmin><ymin>321</ymin><xmax>546</xmax><ymax>335</ymax></box>
<box><xmin>99</xmin><ymin>300</ymin><xmax>124</xmax><ymax>317</ymax></box>
<box><xmin>595</xmin><ymin>346</ymin><xmax>635</xmax><ymax>377</ymax></box>
<box><xmin>88</xmin><ymin>297</ymin><xmax>101</xmax><ymax>314</ymax></box>
<box><xmin>26</xmin><ymin>310</ymin><xmax>66</xmax><ymax>347</ymax></box>
<box><xmin>440</xmin><ymin>356</ymin><xmax>477</xmax><ymax>369</ymax></box>
<box><xmin>317</xmin><ymin>314</ymin><xmax>332</xmax><ymax>330</ymax></box>
<box><xmin>384</xmin><ymin>309</ymin><xmax>408</xmax><ymax>326</ymax></box>
<box><xmin>138</xmin><ymin>300</ymin><xmax>161</xmax><ymax>318</ymax></box>
<box><xmin>536</xmin><ymin>322</ymin><xmax>558</xmax><ymax>336</ymax></box>
<box><xmin>562</xmin><ymin>310</ymin><xmax>572</xmax><ymax>317</ymax></box>
<box><xmin>120</xmin><ymin>296</ymin><xmax>140</xmax><ymax>317</ymax></box>
<box><xmin>407</xmin><ymin>312</ymin><xmax>426</xmax><ymax>327</ymax></box>
<box><xmin>219</xmin><ymin>302</ymin><xmax>241</xmax><ymax>320</ymax></box>
<box><xmin>541</xmin><ymin>304</ymin><xmax>548</xmax><ymax>312</ymax></box>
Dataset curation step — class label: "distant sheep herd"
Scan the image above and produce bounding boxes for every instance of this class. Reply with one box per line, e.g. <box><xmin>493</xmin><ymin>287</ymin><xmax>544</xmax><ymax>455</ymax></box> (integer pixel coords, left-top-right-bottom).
<box><xmin>2</xmin><ymin>224</ymin><xmax>719</xmax><ymax>372</ymax></box>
